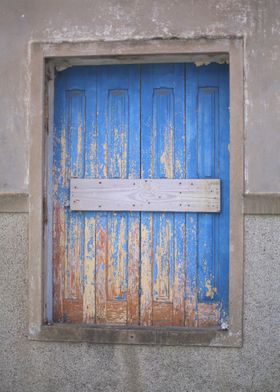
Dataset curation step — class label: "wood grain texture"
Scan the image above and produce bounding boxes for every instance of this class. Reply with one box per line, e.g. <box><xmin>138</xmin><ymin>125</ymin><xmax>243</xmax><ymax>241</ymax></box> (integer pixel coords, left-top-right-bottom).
<box><xmin>185</xmin><ymin>63</ymin><xmax>230</xmax><ymax>328</ymax></box>
<box><xmin>53</xmin><ymin>62</ymin><xmax>229</xmax><ymax>329</ymax></box>
<box><xmin>140</xmin><ymin>63</ymin><xmax>186</xmax><ymax>327</ymax></box>
<box><xmin>70</xmin><ymin>178</ymin><xmax>221</xmax><ymax>212</ymax></box>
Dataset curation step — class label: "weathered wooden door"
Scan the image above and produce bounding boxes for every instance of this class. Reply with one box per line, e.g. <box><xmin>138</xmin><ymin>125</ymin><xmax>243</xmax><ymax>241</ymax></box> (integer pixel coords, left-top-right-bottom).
<box><xmin>52</xmin><ymin>63</ymin><xmax>229</xmax><ymax>327</ymax></box>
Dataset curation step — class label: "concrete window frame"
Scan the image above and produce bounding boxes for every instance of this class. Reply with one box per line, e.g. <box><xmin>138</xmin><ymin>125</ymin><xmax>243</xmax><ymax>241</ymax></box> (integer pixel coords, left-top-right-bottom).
<box><xmin>29</xmin><ymin>39</ymin><xmax>244</xmax><ymax>347</ymax></box>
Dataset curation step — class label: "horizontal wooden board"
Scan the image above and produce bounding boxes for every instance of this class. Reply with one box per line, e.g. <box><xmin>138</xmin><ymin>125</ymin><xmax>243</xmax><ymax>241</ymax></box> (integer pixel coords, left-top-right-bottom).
<box><xmin>70</xmin><ymin>179</ymin><xmax>220</xmax><ymax>212</ymax></box>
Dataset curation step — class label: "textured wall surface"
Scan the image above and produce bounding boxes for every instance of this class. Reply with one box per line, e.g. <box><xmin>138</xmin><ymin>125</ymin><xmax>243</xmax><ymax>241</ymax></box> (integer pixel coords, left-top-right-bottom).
<box><xmin>1</xmin><ymin>0</ymin><xmax>280</xmax><ymax>390</ymax></box>
<box><xmin>0</xmin><ymin>214</ymin><xmax>279</xmax><ymax>391</ymax></box>
<box><xmin>0</xmin><ymin>0</ymin><xmax>280</xmax><ymax>192</ymax></box>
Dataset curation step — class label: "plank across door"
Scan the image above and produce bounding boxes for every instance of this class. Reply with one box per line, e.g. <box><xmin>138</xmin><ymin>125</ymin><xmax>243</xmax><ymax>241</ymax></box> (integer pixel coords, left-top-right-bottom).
<box><xmin>70</xmin><ymin>178</ymin><xmax>221</xmax><ymax>212</ymax></box>
<box><xmin>52</xmin><ymin>63</ymin><xmax>229</xmax><ymax>327</ymax></box>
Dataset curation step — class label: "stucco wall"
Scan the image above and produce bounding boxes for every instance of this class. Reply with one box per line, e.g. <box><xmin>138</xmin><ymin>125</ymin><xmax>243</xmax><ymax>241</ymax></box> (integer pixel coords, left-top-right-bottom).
<box><xmin>1</xmin><ymin>0</ymin><xmax>280</xmax><ymax>193</ymax></box>
<box><xmin>1</xmin><ymin>1</ymin><xmax>280</xmax><ymax>390</ymax></box>
<box><xmin>0</xmin><ymin>214</ymin><xmax>279</xmax><ymax>391</ymax></box>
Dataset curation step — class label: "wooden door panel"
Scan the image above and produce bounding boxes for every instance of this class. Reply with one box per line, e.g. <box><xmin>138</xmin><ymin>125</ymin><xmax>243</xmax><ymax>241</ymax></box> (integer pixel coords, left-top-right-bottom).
<box><xmin>53</xmin><ymin>65</ymin><xmax>141</xmax><ymax>324</ymax></box>
<box><xmin>53</xmin><ymin>69</ymin><xmax>90</xmax><ymax>322</ymax></box>
<box><xmin>140</xmin><ymin>64</ymin><xmax>186</xmax><ymax>326</ymax></box>
<box><xmin>52</xmin><ymin>63</ymin><xmax>229</xmax><ymax>328</ymax></box>
<box><xmin>94</xmin><ymin>65</ymin><xmax>141</xmax><ymax>325</ymax></box>
<box><xmin>185</xmin><ymin>63</ymin><xmax>229</xmax><ymax>327</ymax></box>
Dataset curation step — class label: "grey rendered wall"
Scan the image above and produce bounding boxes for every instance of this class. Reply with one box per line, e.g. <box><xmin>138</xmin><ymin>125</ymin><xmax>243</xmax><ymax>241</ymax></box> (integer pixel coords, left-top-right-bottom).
<box><xmin>1</xmin><ymin>0</ymin><xmax>280</xmax><ymax>192</ymax></box>
<box><xmin>0</xmin><ymin>1</ymin><xmax>280</xmax><ymax>391</ymax></box>
<box><xmin>0</xmin><ymin>214</ymin><xmax>279</xmax><ymax>391</ymax></box>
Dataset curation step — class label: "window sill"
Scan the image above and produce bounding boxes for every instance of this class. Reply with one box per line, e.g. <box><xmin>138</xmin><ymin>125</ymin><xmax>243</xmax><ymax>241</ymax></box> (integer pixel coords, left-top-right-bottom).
<box><xmin>29</xmin><ymin>324</ymin><xmax>242</xmax><ymax>347</ymax></box>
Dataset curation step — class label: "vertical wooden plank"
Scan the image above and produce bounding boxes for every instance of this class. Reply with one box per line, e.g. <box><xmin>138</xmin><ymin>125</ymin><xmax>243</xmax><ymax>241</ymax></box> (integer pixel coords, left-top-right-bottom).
<box><xmin>153</xmin><ymin>214</ymin><xmax>173</xmax><ymax>302</ymax></box>
<box><xmin>46</xmin><ymin>68</ymin><xmax>54</xmax><ymax>323</ymax></box>
<box><xmin>95</xmin><ymin>65</ymin><xmax>140</xmax><ymax>325</ymax></box>
<box><xmin>197</xmin><ymin>87</ymin><xmax>218</xmax><ymax>304</ymax></box>
<box><xmin>140</xmin><ymin>64</ymin><xmax>154</xmax><ymax>326</ymax></box>
<box><xmin>64</xmin><ymin>88</ymin><xmax>85</xmax><ymax>322</ymax></box>
<box><xmin>83</xmin><ymin>211</ymin><xmax>96</xmax><ymax>323</ymax></box>
<box><xmin>186</xmin><ymin>63</ymin><xmax>230</xmax><ymax>327</ymax></box>
<box><xmin>141</xmin><ymin>64</ymin><xmax>185</xmax><ymax>326</ymax></box>
<box><xmin>95</xmin><ymin>66</ymin><xmax>109</xmax><ymax>324</ymax></box>
<box><xmin>52</xmin><ymin>203</ymin><xmax>66</xmax><ymax>322</ymax></box>
<box><xmin>95</xmin><ymin>212</ymin><xmax>107</xmax><ymax>323</ymax></box>
<box><xmin>127</xmin><ymin>213</ymin><xmax>140</xmax><ymax>324</ymax></box>
<box><xmin>83</xmin><ymin>68</ymin><xmax>97</xmax><ymax>323</ymax></box>
<box><xmin>152</xmin><ymin>87</ymin><xmax>175</xmax><ymax>324</ymax></box>
<box><xmin>53</xmin><ymin>70</ymin><xmax>68</xmax><ymax>322</ymax></box>
<box><xmin>107</xmin><ymin>89</ymin><xmax>129</xmax><ymax>312</ymax></box>
<box><xmin>53</xmin><ymin>68</ymin><xmax>87</xmax><ymax>323</ymax></box>
<box><xmin>140</xmin><ymin>213</ymin><xmax>153</xmax><ymax>326</ymax></box>
<box><xmin>185</xmin><ymin>63</ymin><xmax>199</xmax><ymax>327</ymax></box>
<box><xmin>196</xmin><ymin>65</ymin><xmax>220</xmax><ymax>327</ymax></box>
<box><xmin>67</xmin><ymin>90</ymin><xmax>85</xmax><ymax>300</ymax></box>
<box><xmin>172</xmin><ymin>65</ymin><xmax>186</xmax><ymax>326</ymax></box>
<box><xmin>217</xmin><ymin>64</ymin><xmax>230</xmax><ymax>325</ymax></box>
<box><xmin>127</xmin><ymin>66</ymin><xmax>141</xmax><ymax>325</ymax></box>
<box><xmin>107</xmin><ymin>213</ymin><xmax>128</xmax><ymax>301</ymax></box>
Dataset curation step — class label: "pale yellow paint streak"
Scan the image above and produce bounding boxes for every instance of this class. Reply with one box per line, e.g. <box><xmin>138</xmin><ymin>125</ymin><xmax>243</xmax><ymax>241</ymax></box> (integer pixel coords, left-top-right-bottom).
<box><xmin>107</xmin><ymin>214</ymin><xmax>127</xmax><ymax>300</ymax></box>
<box><xmin>61</xmin><ymin>127</ymin><xmax>67</xmax><ymax>187</ymax></box>
<box><xmin>77</xmin><ymin>122</ymin><xmax>83</xmax><ymax>162</ymax></box>
<box><xmin>154</xmin><ymin>218</ymin><xmax>171</xmax><ymax>301</ymax></box>
<box><xmin>102</xmin><ymin>142</ymin><xmax>108</xmax><ymax>178</ymax></box>
<box><xmin>160</xmin><ymin>126</ymin><xmax>173</xmax><ymax>179</ymax></box>
<box><xmin>205</xmin><ymin>278</ymin><xmax>217</xmax><ymax>299</ymax></box>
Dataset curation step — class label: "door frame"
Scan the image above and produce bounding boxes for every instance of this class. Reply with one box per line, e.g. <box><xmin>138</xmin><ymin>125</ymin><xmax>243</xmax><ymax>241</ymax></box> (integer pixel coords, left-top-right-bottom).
<box><xmin>28</xmin><ymin>38</ymin><xmax>244</xmax><ymax>346</ymax></box>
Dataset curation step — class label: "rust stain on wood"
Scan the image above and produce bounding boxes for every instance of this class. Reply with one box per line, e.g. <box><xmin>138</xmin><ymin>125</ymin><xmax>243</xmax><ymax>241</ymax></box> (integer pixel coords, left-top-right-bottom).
<box><xmin>53</xmin><ymin>204</ymin><xmax>83</xmax><ymax>323</ymax></box>
<box><xmin>197</xmin><ymin>303</ymin><xmax>220</xmax><ymax>327</ymax></box>
<box><xmin>95</xmin><ymin>221</ymin><xmax>107</xmax><ymax>324</ymax></box>
<box><xmin>53</xmin><ymin>203</ymin><xmax>65</xmax><ymax>322</ymax></box>
<box><xmin>63</xmin><ymin>299</ymin><xmax>83</xmax><ymax>323</ymax></box>
<box><xmin>185</xmin><ymin>289</ymin><xmax>198</xmax><ymax>328</ymax></box>
<box><xmin>106</xmin><ymin>301</ymin><xmax>127</xmax><ymax>324</ymax></box>
<box><xmin>152</xmin><ymin>302</ymin><xmax>173</xmax><ymax>326</ymax></box>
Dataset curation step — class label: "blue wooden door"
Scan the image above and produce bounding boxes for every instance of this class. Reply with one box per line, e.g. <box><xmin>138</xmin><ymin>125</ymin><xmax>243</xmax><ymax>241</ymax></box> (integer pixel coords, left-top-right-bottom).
<box><xmin>52</xmin><ymin>63</ymin><xmax>229</xmax><ymax>327</ymax></box>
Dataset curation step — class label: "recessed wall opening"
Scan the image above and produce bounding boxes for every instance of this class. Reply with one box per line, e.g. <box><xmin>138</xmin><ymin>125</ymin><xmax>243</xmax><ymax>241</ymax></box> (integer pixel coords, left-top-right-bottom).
<box><xmin>47</xmin><ymin>60</ymin><xmax>230</xmax><ymax>329</ymax></box>
<box><xmin>29</xmin><ymin>39</ymin><xmax>243</xmax><ymax>346</ymax></box>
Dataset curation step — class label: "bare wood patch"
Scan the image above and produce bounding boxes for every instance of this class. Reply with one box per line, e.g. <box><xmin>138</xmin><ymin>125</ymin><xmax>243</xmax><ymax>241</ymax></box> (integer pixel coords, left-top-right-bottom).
<box><xmin>197</xmin><ymin>303</ymin><xmax>220</xmax><ymax>327</ymax></box>
<box><xmin>153</xmin><ymin>302</ymin><xmax>173</xmax><ymax>326</ymax></box>
<box><xmin>63</xmin><ymin>299</ymin><xmax>83</xmax><ymax>323</ymax></box>
<box><xmin>106</xmin><ymin>301</ymin><xmax>127</xmax><ymax>324</ymax></box>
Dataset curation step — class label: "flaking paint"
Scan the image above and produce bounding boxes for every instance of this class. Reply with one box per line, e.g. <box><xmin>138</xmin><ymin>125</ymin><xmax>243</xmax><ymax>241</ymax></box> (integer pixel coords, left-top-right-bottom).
<box><xmin>52</xmin><ymin>63</ymin><xmax>229</xmax><ymax>327</ymax></box>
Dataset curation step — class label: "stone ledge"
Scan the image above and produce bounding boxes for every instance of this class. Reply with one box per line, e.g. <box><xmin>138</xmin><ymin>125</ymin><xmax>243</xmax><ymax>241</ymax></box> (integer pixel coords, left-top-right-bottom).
<box><xmin>0</xmin><ymin>193</ymin><xmax>29</xmax><ymax>213</ymax></box>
